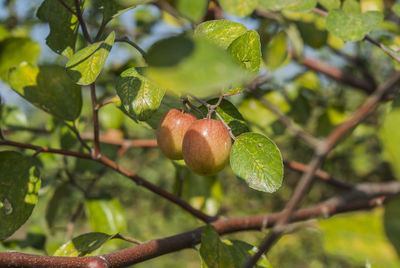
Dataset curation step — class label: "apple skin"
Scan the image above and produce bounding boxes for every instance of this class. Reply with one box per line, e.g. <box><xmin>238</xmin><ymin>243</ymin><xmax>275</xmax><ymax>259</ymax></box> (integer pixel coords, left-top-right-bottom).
<box><xmin>156</xmin><ymin>109</ymin><xmax>197</xmax><ymax>160</ymax></box>
<box><xmin>182</xmin><ymin>119</ymin><xmax>232</xmax><ymax>176</ymax></box>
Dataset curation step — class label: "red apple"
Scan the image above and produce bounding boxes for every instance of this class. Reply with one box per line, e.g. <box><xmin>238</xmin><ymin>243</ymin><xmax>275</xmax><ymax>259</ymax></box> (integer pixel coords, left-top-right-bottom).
<box><xmin>156</xmin><ymin>109</ymin><xmax>197</xmax><ymax>160</ymax></box>
<box><xmin>182</xmin><ymin>119</ymin><xmax>231</xmax><ymax>176</ymax></box>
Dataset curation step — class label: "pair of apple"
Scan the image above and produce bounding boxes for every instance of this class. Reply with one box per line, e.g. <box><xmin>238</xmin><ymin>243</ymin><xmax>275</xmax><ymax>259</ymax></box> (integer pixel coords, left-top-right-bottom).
<box><xmin>156</xmin><ymin>109</ymin><xmax>232</xmax><ymax>176</ymax></box>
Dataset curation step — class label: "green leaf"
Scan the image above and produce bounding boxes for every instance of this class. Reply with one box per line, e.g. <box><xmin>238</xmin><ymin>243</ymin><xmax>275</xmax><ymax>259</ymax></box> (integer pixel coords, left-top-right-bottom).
<box><xmin>228</xmin><ymin>30</ymin><xmax>261</xmax><ymax>73</ymax></box>
<box><xmin>85</xmin><ymin>198</ymin><xmax>127</xmax><ymax>234</ymax></box>
<box><xmin>0</xmin><ymin>37</ymin><xmax>40</xmax><ymax>81</ymax></box>
<box><xmin>99</xmin><ymin>103</ymin><xmax>124</xmax><ymax>129</ymax></box>
<box><xmin>343</xmin><ymin>0</ymin><xmax>361</xmax><ymax>14</ymax></box>
<box><xmin>116</xmin><ymin>67</ymin><xmax>165</xmax><ymax>121</ymax></box>
<box><xmin>147</xmin><ymin>35</ymin><xmax>251</xmax><ymax>98</ymax></box>
<box><xmin>326</xmin><ymin>9</ymin><xmax>383</xmax><ymax>42</ymax></box>
<box><xmin>0</xmin><ymin>25</ymin><xmax>9</xmax><ymax>42</ymax></box>
<box><xmin>285</xmin><ymin>23</ymin><xmax>303</xmax><ymax>57</ymax></box>
<box><xmin>97</xmin><ymin>0</ymin><xmax>151</xmax><ymax>23</ymax></box>
<box><xmin>0</xmin><ymin>151</ymin><xmax>41</xmax><ymax>241</ymax></box>
<box><xmin>200</xmin><ymin>225</ymin><xmax>272</xmax><ymax>268</ymax></box>
<box><xmin>36</xmin><ymin>0</ymin><xmax>81</xmax><ymax>58</ymax></box>
<box><xmin>194</xmin><ymin>20</ymin><xmax>248</xmax><ymax>49</ymax></box>
<box><xmin>66</xmin><ymin>31</ymin><xmax>115</xmax><ymax>85</ymax></box>
<box><xmin>393</xmin><ymin>3</ymin><xmax>400</xmax><ymax>17</ymax></box>
<box><xmin>384</xmin><ymin>197</ymin><xmax>400</xmax><ymax>257</ymax></box>
<box><xmin>259</xmin><ymin>0</ymin><xmax>317</xmax><ymax>11</ymax></box>
<box><xmin>264</xmin><ymin>31</ymin><xmax>288</xmax><ymax>70</ymax></box>
<box><xmin>218</xmin><ymin>0</ymin><xmax>258</xmax><ymax>17</ymax></box>
<box><xmin>318</xmin><ymin>0</ymin><xmax>340</xmax><ymax>10</ymax></box>
<box><xmin>54</xmin><ymin>232</ymin><xmax>114</xmax><ymax>257</ymax></box>
<box><xmin>8</xmin><ymin>63</ymin><xmax>82</xmax><ymax>121</ymax></box>
<box><xmin>379</xmin><ymin>109</ymin><xmax>400</xmax><ymax>179</ymax></box>
<box><xmin>177</xmin><ymin>0</ymin><xmax>208</xmax><ymax>23</ymax></box>
<box><xmin>230</xmin><ymin>132</ymin><xmax>283</xmax><ymax>192</ymax></box>
<box><xmin>198</xmin><ymin>99</ymin><xmax>249</xmax><ymax>137</ymax></box>
<box><xmin>45</xmin><ymin>182</ymin><xmax>70</xmax><ymax>229</ymax></box>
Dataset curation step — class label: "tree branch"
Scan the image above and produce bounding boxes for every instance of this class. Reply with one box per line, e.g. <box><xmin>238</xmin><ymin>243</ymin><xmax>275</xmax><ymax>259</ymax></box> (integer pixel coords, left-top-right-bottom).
<box><xmin>115</xmin><ymin>37</ymin><xmax>147</xmax><ymax>60</ymax></box>
<box><xmin>0</xmin><ymin>140</ymin><xmax>213</xmax><ymax>223</ymax></box>
<box><xmin>0</xmin><ymin>180</ymin><xmax>398</xmax><ymax>267</ymax></box>
<box><xmin>74</xmin><ymin>0</ymin><xmax>91</xmax><ymax>44</ymax></box>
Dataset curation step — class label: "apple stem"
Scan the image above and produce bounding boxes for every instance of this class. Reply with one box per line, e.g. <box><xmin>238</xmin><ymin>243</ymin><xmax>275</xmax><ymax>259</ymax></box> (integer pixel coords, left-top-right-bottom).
<box><xmin>215</xmin><ymin>111</ymin><xmax>236</xmax><ymax>140</ymax></box>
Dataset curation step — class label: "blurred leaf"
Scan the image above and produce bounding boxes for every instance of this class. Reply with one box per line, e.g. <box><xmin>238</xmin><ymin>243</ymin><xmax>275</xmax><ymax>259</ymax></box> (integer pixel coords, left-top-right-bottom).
<box><xmin>296</xmin><ymin>21</ymin><xmax>328</xmax><ymax>49</ymax></box>
<box><xmin>0</xmin><ymin>151</ymin><xmax>41</xmax><ymax>241</ymax></box>
<box><xmin>45</xmin><ymin>182</ymin><xmax>70</xmax><ymax>229</ymax></box>
<box><xmin>66</xmin><ymin>31</ymin><xmax>115</xmax><ymax>85</ymax></box>
<box><xmin>326</xmin><ymin>9</ymin><xmax>383</xmax><ymax>42</ymax></box>
<box><xmin>228</xmin><ymin>30</ymin><xmax>261</xmax><ymax>73</ymax></box>
<box><xmin>384</xmin><ymin>197</ymin><xmax>400</xmax><ymax>257</ymax></box>
<box><xmin>99</xmin><ymin>103</ymin><xmax>124</xmax><ymax>129</ymax></box>
<box><xmin>259</xmin><ymin>0</ymin><xmax>316</xmax><ymax>11</ymax></box>
<box><xmin>379</xmin><ymin>109</ymin><xmax>400</xmax><ymax>179</ymax></box>
<box><xmin>0</xmin><ymin>25</ymin><xmax>9</xmax><ymax>42</ymax></box>
<box><xmin>285</xmin><ymin>23</ymin><xmax>303</xmax><ymax>57</ymax></box>
<box><xmin>85</xmin><ymin>198</ymin><xmax>127</xmax><ymax>234</ymax></box>
<box><xmin>218</xmin><ymin>0</ymin><xmax>258</xmax><ymax>17</ymax></box>
<box><xmin>199</xmin><ymin>98</ymin><xmax>249</xmax><ymax>137</ymax></box>
<box><xmin>194</xmin><ymin>20</ymin><xmax>248</xmax><ymax>49</ymax></box>
<box><xmin>319</xmin><ymin>210</ymin><xmax>400</xmax><ymax>267</ymax></box>
<box><xmin>0</xmin><ymin>37</ymin><xmax>40</xmax><ymax>81</ymax></box>
<box><xmin>97</xmin><ymin>0</ymin><xmax>150</xmax><ymax>23</ymax></box>
<box><xmin>361</xmin><ymin>0</ymin><xmax>383</xmax><ymax>12</ymax></box>
<box><xmin>9</xmin><ymin>63</ymin><xmax>82</xmax><ymax>121</ymax></box>
<box><xmin>294</xmin><ymin>71</ymin><xmax>319</xmax><ymax>90</ymax></box>
<box><xmin>343</xmin><ymin>0</ymin><xmax>361</xmax><ymax>14</ymax></box>
<box><xmin>36</xmin><ymin>0</ymin><xmax>81</xmax><ymax>58</ymax></box>
<box><xmin>54</xmin><ymin>232</ymin><xmax>113</xmax><ymax>256</ymax></box>
<box><xmin>200</xmin><ymin>225</ymin><xmax>272</xmax><ymax>268</ymax></box>
<box><xmin>116</xmin><ymin>67</ymin><xmax>165</xmax><ymax>121</ymax></box>
<box><xmin>147</xmin><ymin>35</ymin><xmax>251</xmax><ymax>98</ymax></box>
<box><xmin>318</xmin><ymin>0</ymin><xmax>340</xmax><ymax>10</ymax></box>
<box><xmin>60</xmin><ymin>126</ymin><xmax>78</xmax><ymax>150</ymax></box>
<box><xmin>177</xmin><ymin>0</ymin><xmax>208</xmax><ymax>23</ymax></box>
<box><xmin>230</xmin><ymin>132</ymin><xmax>283</xmax><ymax>192</ymax></box>
<box><xmin>393</xmin><ymin>3</ymin><xmax>400</xmax><ymax>17</ymax></box>
<box><xmin>264</xmin><ymin>31</ymin><xmax>288</xmax><ymax>70</ymax></box>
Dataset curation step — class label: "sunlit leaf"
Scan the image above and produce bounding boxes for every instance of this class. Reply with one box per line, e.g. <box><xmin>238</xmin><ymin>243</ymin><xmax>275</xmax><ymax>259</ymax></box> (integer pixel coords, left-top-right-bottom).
<box><xmin>218</xmin><ymin>0</ymin><xmax>258</xmax><ymax>17</ymax></box>
<box><xmin>379</xmin><ymin>109</ymin><xmax>400</xmax><ymax>179</ymax></box>
<box><xmin>116</xmin><ymin>67</ymin><xmax>165</xmax><ymax>121</ymax></box>
<box><xmin>9</xmin><ymin>63</ymin><xmax>82</xmax><ymax>121</ymax></box>
<box><xmin>326</xmin><ymin>9</ymin><xmax>383</xmax><ymax>42</ymax></box>
<box><xmin>54</xmin><ymin>232</ymin><xmax>114</xmax><ymax>257</ymax></box>
<box><xmin>259</xmin><ymin>0</ymin><xmax>317</xmax><ymax>11</ymax></box>
<box><xmin>0</xmin><ymin>151</ymin><xmax>41</xmax><ymax>241</ymax></box>
<box><xmin>228</xmin><ymin>30</ymin><xmax>261</xmax><ymax>73</ymax></box>
<box><xmin>194</xmin><ymin>20</ymin><xmax>248</xmax><ymax>49</ymax></box>
<box><xmin>230</xmin><ymin>132</ymin><xmax>283</xmax><ymax>192</ymax></box>
<box><xmin>0</xmin><ymin>37</ymin><xmax>40</xmax><ymax>81</ymax></box>
<box><xmin>66</xmin><ymin>31</ymin><xmax>115</xmax><ymax>85</ymax></box>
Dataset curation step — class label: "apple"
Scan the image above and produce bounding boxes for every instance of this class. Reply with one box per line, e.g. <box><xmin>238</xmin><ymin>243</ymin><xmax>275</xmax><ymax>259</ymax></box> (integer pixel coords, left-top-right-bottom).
<box><xmin>156</xmin><ymin>109</ymin><xmax>197</xmax><ymax>160</ymax></box>
<box><xmin>182</xmin><ymin>119</ymin><xmax>231</xmax><ymax>176</ymax></box>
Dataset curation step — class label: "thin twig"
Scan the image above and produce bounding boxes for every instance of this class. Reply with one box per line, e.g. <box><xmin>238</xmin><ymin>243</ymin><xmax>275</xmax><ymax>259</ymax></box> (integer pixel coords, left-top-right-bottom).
<box><xmin>90</xmin><ymin>83</ymin><xmax>101</xmax><ymax>159</ymax></box>
<box><xmin>114</xmin><ymin>234</ymin><xmax>143</xmax><ymax>245</ymax></box>
<box><xmin>64</xmin><ymin>122</ymin><xmax>92</xmax><ymax>153</ymax></box>
<box><xmin>80</xmin><ymin>133</ymin><xmax>158</xmax><ymax>147</ymax></box>
<box><xmin>74</xmin><ymin>0</ymin><xmax>92</xmax><ymax>44</ymax></box>
<box><xmin>115</xmin><ymin>37</ymin><xmax>147</xmax><ymax>60</ymax></box>
<box><xmin>97</xmin><ymin>96</ymin><xmax>119</xmax><ymax>110</ymax></box>
<box><xmin>57</xmin><ymin>0</ymin><xmax>77</xmax><ymax>16</ymax></box>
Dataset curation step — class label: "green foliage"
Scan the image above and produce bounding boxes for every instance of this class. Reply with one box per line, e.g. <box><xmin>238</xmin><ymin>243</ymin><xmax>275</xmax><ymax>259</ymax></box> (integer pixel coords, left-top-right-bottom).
<box><xmin>230</xmin><ymin>132</ymin><xmax>283</xmax><ymax>193</ymax></box>
<box><xmin>176</xmin><ymin>0</ymin><xmax>208</xmax><ymax>23</ymax></box>
<box><xmin>147</xmin><ymin>35</ymin><xmax>251</xmax><ymax>98</ymax></box>
<box><xmin>228</xmin><ymin>30</ymin><xmax>261</xmax><ymax>73</ymax></box>
<box><xmin>85</xmin><ymin>198</ymin><xmax>127</xmax><ymax>234</ymax></box>
<box><xmin>379</xmin><ymin>109</ymin><xmax>400</xmax><ymax>179</ymax></box>
<box><xmin>97</xmin><ymin>0</ymin><xmax>151</xmax><ymax>24</ymax></box>
<box><xmin>116</xmin><ymin>67</ymin><xmax>165</xmax><ymax>121</ymax></box>
<box><xmin>259</xmin><ymin>0</ymin><xmax>317</xmax><ymax>11</ymax></box>
<box><xmin>384</xmin><ymin>197</ymin><xmax>400</xmax><ymax>257</ymax></box>
<box><xmin>200</xmin><ymin>225</ymin><xmax>272</xmax><ymax>268</ymax></box>
<box><xmin>0</xmin><ymin>37</ymin><xmax>40</xmax><ymax>81</ymax></box>
<box><xmin>326</xmin><ymin>9</ymin><xmax>383</xmax><ymax>41</ymax></box>
<box><xmin>318</xmin><ymin>0</ymin><xmax>340</xmax><ymax>10</ymax></box>
<box><xmin>393</xmin><ymin>3</ymin><xmax>400</xmax><ymax>17</ymax></box>
<box><xmin>66</xmin><ymin>31</ymin><xmax>115</xmax><ymax>85</ymax></box>
<box><xmin>36</xmin><ymin>0</ymin><xmax>81</xmax><ymax>58</ymax></box>
<box><xmin>194</xmin><ymin>20</ymin><xmax>248</xmax><ymax>49</ymax></box>
<box><xmin>54</xmin><ymin>232</ymin><xmax>114</xmax><ymax>256</ymax></box>
<box><xmin>0</xmin><ymin>151</ymin><xmax>41</xmax><ymax>241</ymax></box>
<box><xmin>264</xmin><ymin>31</ymin><xmax>288</xmax><ymax>70</ymax></box>
<box><xmin>218</xmin><ymin>0</ymin><xmax>259</xmax><ymax>17</ymax></box>
<box><xmin>8</xmin><ymin>63</ymin><xmax>82</xmax><ymax>121</ymax></box>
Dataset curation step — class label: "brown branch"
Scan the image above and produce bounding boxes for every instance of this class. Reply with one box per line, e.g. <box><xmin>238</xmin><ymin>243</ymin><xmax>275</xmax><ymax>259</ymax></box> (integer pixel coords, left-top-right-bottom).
<box><xmin>90</xmin><ymin>83</ymin><xmax>101</xmax><ymax>158</ymax></box>
<box><xmin>115</xmin><ymin>37</ymin><xmax>147</xmax><ymax>60</ymax></box>
<box><xmin>0</xmin><ymin>139</ymin><xmax>213</xmax><ymax>223</ymax></box>
<box><xmin>0</xmin><ymin>181</ymin><xmax>398</xmax><ymax>267</ymax></box>
<box><xmin>284</xmin><ymin>160</ymin><xmax>353</xmax><ymax>190</ymax></box>
<box><xmin>245</xmin><ymin>71</ymin><xmax>400</xmax><ymax>266</ymax></box>
<box><xmin>80</xmin><ymin>133</ymin><xmax>158</xmax><ymax>147</ymax></box>
<box><xmin>57</xmin><ymin>0</ymin><xmax>77</xmax><ymax>16</ymax></box>
<box><xmin>74</xmin><ymin>0</ymin><xmax>91</xmax><ymax>44</ymax></box>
